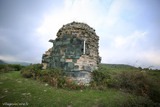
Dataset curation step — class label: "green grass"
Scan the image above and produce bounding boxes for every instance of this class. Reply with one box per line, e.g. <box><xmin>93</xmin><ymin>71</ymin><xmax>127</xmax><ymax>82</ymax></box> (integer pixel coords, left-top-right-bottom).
<box><xmin>0</xmin><ymin>71</ymin><xmax>152</xmax><ymax>107</ymax></box>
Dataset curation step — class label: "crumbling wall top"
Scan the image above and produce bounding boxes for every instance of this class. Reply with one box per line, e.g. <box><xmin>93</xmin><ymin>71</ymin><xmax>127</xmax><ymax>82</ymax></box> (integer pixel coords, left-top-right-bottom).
<box><xmin>56</xmin><ymin>21</ymin><xmax>99</xmax><ymax>39</ymax></box>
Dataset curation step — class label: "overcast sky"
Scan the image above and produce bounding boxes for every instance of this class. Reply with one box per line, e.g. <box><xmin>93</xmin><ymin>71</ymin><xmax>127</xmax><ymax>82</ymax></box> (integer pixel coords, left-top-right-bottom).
<box><xmin>0</xmin><ymin>0</ymin><xmax>160</xmax><ymax>69</ymax></box>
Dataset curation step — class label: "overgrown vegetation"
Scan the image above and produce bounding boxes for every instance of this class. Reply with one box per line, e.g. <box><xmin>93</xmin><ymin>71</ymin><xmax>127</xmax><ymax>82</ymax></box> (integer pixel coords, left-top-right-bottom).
<box><xmin>0</xmin><ymin>64</ymin><xmax>24</xmax><ymax>73</ymax></box>
<box><xmin>21</xmin><ymin>64</ymin><xmax>85</xmax><ymax>90</ymax></box>
<box><xmin>1</xmin><ymin>63</ymin><xmax>159</xmax><ymax>106</ymax></box>
<box><xmin>0</xmin><ymin>71</ymin><xmax>155</xmax><ymax>107</ymax></box>
<box><xmin>91</xmin><ymin>64</ymin><xmax>160</xmax><ymax>105</ymax></box>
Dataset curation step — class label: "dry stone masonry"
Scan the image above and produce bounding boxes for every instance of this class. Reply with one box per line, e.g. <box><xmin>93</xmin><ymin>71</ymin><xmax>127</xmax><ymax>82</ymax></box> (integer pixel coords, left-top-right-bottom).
<box><xmin>42</xmin><ymin>21</ymin><xmax>101</xmax><ymax>84</ymax></box>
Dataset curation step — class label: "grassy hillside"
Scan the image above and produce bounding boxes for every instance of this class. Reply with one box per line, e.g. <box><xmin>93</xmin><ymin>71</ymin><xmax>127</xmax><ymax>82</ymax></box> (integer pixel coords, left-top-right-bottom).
<box><xmin>0</xmin><ymin>71</ymin><xmax>154</xmax><ymax>107</ymax></box>
<box><xmin>99</xmin><ymin>63</ymin><xmax>138</xmax><ymax>73</ymax></box>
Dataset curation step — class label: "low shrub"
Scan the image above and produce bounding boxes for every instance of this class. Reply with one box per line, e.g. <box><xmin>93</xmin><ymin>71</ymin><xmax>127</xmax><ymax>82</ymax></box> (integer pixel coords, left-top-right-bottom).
<box><xmin>114</xmin><ymin>71</ymin><xmax>149</xmax><ymax>96</ymax></box>
<box><xmin>43</xmin><ymin>69</ymin><xmax>85</xmax><ymax>90</ymax></box>
<box><xmin>0</xmin><ymin>64</ymin><xmax>24</xmax><ymax>73</ymax></box>
<box><xmin>90</xmin><ymin>70</ymin><xmax>111</xmax><ymax>90</ymax></box>
<box><xmin>114</xmin><ymin>70</ymin><xmax>160</xmax><ymax>104</ymax></box>
<box><xmin>21</xmin><ymin>65</ymin><xmax>85</xmax><ymax>90</ymax></box>
<box><xmin>20</xmin><ymin>64</ymin><xmax>42</xmax><ymax>78</ymax></box>
<box><xmin>91</xmin><ymin>66</ymin><xmax>160</xmax><ymax>104</ymax></box>
<box><xmin>147</xmin><ymin>76</ymin><xmax>160</xmax><ymax>103</ymax></box>
<box><xmin>21</xmin><ymin>69</ymin><xmax>33</xmax><ymax>78</ymax></box>
<box><xmin>121</xmin><ymin>96</ymin><xmax>155</xmax><ymax>107</ymax></box>
<box><xmin>41</xmin><ymin>68</ymin><xmax>65</xmax><ymax>88</ymax></box>
<box><xmin>91</xmin><ymin>66</ymin><xmax>150</xmax><ymax>95</ymax></box>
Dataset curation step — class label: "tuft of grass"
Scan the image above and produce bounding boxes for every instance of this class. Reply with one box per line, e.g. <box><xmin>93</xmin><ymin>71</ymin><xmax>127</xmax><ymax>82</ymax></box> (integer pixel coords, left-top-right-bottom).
<box><xmin>0</xmin><ymin>71</ymin><xmax>154</xmax><ymax>107</ymax></box>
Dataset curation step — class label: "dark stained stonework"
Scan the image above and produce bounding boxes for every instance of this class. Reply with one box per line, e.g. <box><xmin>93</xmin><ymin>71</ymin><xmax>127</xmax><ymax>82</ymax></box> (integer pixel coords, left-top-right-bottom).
<box><xmin>42</xmin><ymin>22</ymin><xmax>101</xmax><ymax>84</ymax></box>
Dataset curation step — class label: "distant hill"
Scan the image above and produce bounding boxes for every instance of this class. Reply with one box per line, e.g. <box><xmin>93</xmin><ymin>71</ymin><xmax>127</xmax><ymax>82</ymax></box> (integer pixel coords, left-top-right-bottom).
<box><xmin>0</xmin><ymin>59</ymin><xmax>31</xmax><ymax>66</ymax></box>
<box><xmin>100</xmin><ymin>63</ymin><xmax>136</xmax><ymax>68</ymax></box>
<box><xmin>0</xmin><ymin>59</ymin><xmax>6</xmax><ymax>64</ymax></box>
<box><xmin>6</xmin><ymin>61</ymin><xmax>31</xmax><ymax>66</ymax></box>
<box><xmin>99</xmin><ymin>63</ymin><xmax>138</xmax><ymax>73</ymax></box>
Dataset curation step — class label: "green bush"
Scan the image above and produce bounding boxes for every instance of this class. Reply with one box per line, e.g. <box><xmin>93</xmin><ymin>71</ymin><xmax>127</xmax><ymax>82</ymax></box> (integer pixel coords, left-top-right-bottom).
<box><xmin>40</xmin><ymin>68</ymin><xmax>65</xmax><ymax>88</ymax></box>
<box><xmin>91</xmin><ymin>65</ymin><xmax>160</xmax><ymax>104</ymax></box>
<box><xmin>90</xmin><ymin>70</ymin><xmax>111</xmax><ymax>90</ymax></box>
<box><xmin>0</xmin><ymin>64</ymin><xmax>24</xmax><ymax>73</ymax></box>
<box><xmin>20</xmin><ymin>64</ymin><xmax>42</xmax><ymax>78</ymax></box>
<box><xmin>115</xmin><ymin>70</ymin><xmax>160</xmax><ymax>104</ymax></box>
<box><xmin>21</xmin><ymin>69</ymin><xmax>33</xmax><ymax>78</ymax></box>
<box><xmin>91</xmin><ymin>66</ymin><xmax>150</xmax><ymax>96</ymax></box>
<box><xmin>21</xmin><ymin>66</ymin><xmax>86</xmax><ymax>90</ymax></box>
<box><xmin>147</xmin><ymin>73</ymin><xmax>160</xmax><ymax>103</ymax></box>
<box><xmin>114</xmin><ymin>71</ymin><xmax>149</xmax><ymax>96</ymax></box>
<box><xmin>40</xmin><ymin>69</ymin><xmax>85</xmax><ymax>89</ymax></box>
<box><xmin>121</xmin><ymin>96</ymin><xmax>155</xmax><ymax>107</ymax></box>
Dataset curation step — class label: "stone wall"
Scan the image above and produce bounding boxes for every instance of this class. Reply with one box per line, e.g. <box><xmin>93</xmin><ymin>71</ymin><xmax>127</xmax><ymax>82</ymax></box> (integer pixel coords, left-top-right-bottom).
<box><xmin>42</xmin><ymin>21</ymin><xmax>101</xmax><ymax>84</ymax></box>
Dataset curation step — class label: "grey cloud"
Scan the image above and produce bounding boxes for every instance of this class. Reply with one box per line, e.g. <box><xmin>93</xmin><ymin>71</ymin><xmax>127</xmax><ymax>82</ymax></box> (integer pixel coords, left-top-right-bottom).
<box><xmin>0</xmin><ymin>0</ymin><xmax>59</xmax><ymax>62</ymax></box>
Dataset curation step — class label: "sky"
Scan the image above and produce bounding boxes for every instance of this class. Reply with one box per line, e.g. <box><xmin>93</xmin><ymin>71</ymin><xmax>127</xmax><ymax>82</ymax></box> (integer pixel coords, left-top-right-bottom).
<box><xmin>0</xmin><ymin>0</ymin><xmax>160</xmax><ymax>69</ymax></box>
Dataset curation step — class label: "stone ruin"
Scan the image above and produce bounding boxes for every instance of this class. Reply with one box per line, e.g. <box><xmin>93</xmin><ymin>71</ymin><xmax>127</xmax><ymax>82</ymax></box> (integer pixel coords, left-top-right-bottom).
<box><xmin>42</xmin><ymin>21</ymin><xmax>101</xmax><ymax>84</ymax></box>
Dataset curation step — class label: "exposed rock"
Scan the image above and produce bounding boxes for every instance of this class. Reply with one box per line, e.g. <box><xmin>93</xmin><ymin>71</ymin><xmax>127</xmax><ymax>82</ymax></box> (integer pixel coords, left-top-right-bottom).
<box><xmin>42</xmin><ymin>21</ymin><xmax>101</xmax><ymax>84</ymax></box>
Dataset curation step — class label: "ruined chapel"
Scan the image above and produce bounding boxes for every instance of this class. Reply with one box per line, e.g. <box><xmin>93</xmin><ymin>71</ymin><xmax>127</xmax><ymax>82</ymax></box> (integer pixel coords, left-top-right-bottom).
<box><xmin>42</xmin><ymin>21</ymin><xmax>101</xmax><ymax>84</ymax></box>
